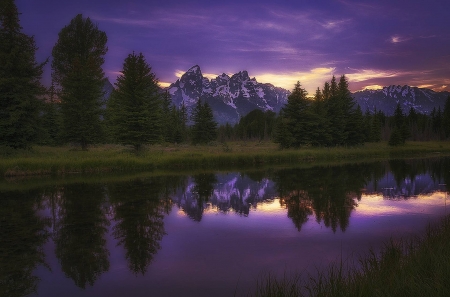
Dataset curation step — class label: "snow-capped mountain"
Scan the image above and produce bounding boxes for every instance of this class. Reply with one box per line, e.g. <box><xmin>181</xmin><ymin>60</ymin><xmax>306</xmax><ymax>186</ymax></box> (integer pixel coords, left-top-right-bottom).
<box><xmin>172</xmin><ymin>173</ymin><xmax>277</xmax><ymax>221</ymax></box>
<box><xmin>167</xmin><ymin>65</ymin><xmax>289</xmax><ymax>124</ymax></box>
<box><xmin>353</xmin><ymin>85</ymin><xmax>450</xmax><ymax>115</ymax></box>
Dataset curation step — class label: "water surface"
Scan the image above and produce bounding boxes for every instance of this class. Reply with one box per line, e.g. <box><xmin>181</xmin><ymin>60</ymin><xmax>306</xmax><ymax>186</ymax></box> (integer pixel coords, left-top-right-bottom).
<box><xmin>1</xmin><ymin>158</ymin><xmax>450</xmax><ymax>297</ymax></box>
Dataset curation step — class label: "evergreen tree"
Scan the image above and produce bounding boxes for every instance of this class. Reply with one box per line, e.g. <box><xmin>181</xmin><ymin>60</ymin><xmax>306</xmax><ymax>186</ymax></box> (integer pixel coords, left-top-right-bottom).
<box><xmin>191</xmin><ymin>99</ymin><xmax>217</xmax><ymax>144</ymax></box>
<box><xmin>0</xmin><ymin>0</ymin><xmax>46</xmax><ymax>149</ymax></box>
<box><xmin>39</xmin><ymin>83</ymin><xmax>61</xmax><ymax>145</ymax></box>
<box><xmin>51</xmin><ymin>14</ymin><xmax>107</xmax><ymax>150</ymax></box>
<box><xmin>346</xmin><ymin>105</ymin><xmax>365</xmax><ymax>146</ymax></box>
<box><xmin>443</xmin><ymin>96</ymin><xmax>450</xmax><ymax>138</ymax></box>
<box><xmin>389</xmin><ymin>103</ymin><xmax>407</xmax><ymax>145</ymax></box>
<box><xmin>274</xmin><ymin>113</ymin><xmax>293</xmax><ymax>148</ymax></box>
<box><xmin>369</xmin><ymin>110</ymin><xmax>382</xmax><ymax>142</ymax></box>
<box><xmin>107</xmin><ymin>52</ymin><xmax>162</xmax><ymax>150</ymax></box>
<box><xmin>161</xmin><ymin>91</ymin><xmax>174</xmax><ymax>143</ymax></box>
<box><xmin>312</xmin><ymin>87</ymin><xmax>331</xmax><ymax>146</ymax></box>
<box><xmin>326</xmin><ymin>75</ymin><xmax>348</xmax><ymax>145</ymax></box>
<box><xmin>274</xmin><ymin>81</ymin><xmax>318</xmax><ymax>148</ymax></box>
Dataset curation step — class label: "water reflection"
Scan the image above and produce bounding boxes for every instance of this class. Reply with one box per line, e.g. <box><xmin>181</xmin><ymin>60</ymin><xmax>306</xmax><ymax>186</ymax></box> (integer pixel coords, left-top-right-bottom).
<box><xmin>274</xmin><ymin>164</ymin><xmax>377</xmax><ymax>232</ymax></box>
<box><xmin>108</xmin><ymin>177</ymin><xmax>174</xmax><ymax>274</ymax></box>
<box><xmin>0</xmin><ymin>189</ymin><xmax>50</xmax><ymax>297</ymax></box>
<box><xmin>53</xmin><ymin>184</ymin><xmax>110</xmax><ymax>288</ymax></box>
<box><xmin>1</xmin><ymin>158</ymin><xmax>450</xmax><ymax>297</ymax></box>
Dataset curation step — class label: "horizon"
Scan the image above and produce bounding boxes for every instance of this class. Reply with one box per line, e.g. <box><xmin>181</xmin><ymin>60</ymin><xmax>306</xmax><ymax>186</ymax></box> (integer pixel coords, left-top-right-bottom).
<box><xmin>166</xmin><ymin>64</ymin><xmax>450</xmax><ymax>94</ymax></box>
<box><xmin>15</xmin><ymin>0</ymin><xmax>450</xmax><ymax>94</ymax></box>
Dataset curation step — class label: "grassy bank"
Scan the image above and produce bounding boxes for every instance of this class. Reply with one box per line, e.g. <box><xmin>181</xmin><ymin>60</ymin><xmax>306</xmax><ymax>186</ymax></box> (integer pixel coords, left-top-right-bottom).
<box><xmin>1</xmin><ymin>141</ymin><xmax>450</xmax><ymax>177</ymax></box>
<box><xmin>250</xmin><ymin>214</ymin><xmax>450</xmax><ymax>297</ymax></box>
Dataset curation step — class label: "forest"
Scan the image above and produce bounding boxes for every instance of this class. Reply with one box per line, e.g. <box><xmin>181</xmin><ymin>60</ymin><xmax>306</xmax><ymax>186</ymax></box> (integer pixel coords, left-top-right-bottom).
<box><xmin>2</xmin><ymin>1</ymin><xmax>450</xmax><ymax>152</ymax></box>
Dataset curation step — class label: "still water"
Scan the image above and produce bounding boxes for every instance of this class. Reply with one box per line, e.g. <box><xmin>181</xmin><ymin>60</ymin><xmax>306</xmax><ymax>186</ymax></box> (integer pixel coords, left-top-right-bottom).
<box><xmin>1</xmin><ymin>158</ymin><xmax>450</xmax><ymax>297</ymax></box>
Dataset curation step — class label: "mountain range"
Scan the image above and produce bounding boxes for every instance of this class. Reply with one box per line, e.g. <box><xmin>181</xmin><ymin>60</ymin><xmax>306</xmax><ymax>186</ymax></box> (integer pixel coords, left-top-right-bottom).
<box><xmin>167</xmin><ymin>65</ymin><xmax>289</xmax><ymax>124</ymax></box>
<box><xmin>105</xmin><ymin>65</ymin><xmax>450</xmax><ymax>124</ymax></box>
<box><xmin>353</xmin><ymin>85</ymin><xmax>450</xmax><ymax>115</ymax></box>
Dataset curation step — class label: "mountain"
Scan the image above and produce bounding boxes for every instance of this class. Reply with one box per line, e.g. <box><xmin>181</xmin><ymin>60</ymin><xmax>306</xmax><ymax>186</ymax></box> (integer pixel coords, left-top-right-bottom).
<box><xmin>353</xmin><ymin>85</ymin><xmax>450</xmax><ymax>115</ymax></box>
<box><xmin>167</xmin><ymin>65</ymin><xmax>289</xmax><ymax>124</ymax></box>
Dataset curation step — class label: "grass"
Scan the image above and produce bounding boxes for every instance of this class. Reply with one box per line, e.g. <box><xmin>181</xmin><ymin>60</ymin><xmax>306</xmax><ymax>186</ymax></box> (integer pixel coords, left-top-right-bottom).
<box><xmin>1</xmin><ymin>141</ymin><xmax>450</xmax><ymax>177</ymax></box>
<box><xmin>248</xmin><ymin>214</ymin><xmax>450</xmax><ymax>297</ymax></box>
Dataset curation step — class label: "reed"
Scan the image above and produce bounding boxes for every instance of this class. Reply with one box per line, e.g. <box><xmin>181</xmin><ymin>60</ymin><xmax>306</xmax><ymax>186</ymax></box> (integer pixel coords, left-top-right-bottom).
<box><xmin>248</xmin><ymin>214</ymin><xmax>450</xmax><ymax>297</ymax></box>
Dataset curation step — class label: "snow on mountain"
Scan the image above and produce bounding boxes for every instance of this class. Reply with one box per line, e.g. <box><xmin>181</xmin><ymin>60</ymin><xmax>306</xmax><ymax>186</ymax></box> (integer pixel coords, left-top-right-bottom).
<box><xmin>353</xmin><ymin>85</ymin><xmax>450</xmax><ymax>115</ymax></box>
<box><xmin>167</xmin><ymin>65</ymin><xmax>289</xmax><ymax>124</ymax></box>
<box><xmin>172</xmin><ymin>173</ymin><xmax>277</xmax><ymax>220</ymax></box>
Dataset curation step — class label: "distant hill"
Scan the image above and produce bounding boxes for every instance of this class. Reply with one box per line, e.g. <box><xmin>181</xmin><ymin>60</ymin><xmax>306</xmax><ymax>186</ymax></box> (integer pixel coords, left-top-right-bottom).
<box><xmin>353</xmin><ymin>85</ymin><xmax>450</xmax><ymax>115</ymax></box>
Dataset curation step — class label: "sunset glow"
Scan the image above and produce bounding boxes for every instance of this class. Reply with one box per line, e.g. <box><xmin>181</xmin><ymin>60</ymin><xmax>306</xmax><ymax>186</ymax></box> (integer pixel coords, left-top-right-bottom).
<box><xmin>15</xmin><ymin>0</ymin><xmax>450</xmax><ymax>92</ymax></box>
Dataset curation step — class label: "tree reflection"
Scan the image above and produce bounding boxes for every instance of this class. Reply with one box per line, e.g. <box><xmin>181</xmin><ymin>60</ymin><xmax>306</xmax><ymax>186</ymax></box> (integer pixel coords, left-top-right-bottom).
<box><xmin>53</xmin><ymin>184</ymin><xmax>109</xmax><ymax>289</ymax></box>
<box><xmin>0</xmin><ymin>189</ymin><xmax>50</xmax><ymax>297</ymax></box>
<box><xmin>275</xmin><ymin>163</ymin><xmax>382</xmax><ymax>232</ymax></box>
<box><xmin>109</xmin><ymin>177</ymin><xmax>176</xmax><ymax>275</ymax></box>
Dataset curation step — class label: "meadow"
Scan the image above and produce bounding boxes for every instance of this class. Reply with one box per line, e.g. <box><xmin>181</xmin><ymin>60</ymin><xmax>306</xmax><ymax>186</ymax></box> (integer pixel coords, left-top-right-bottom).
<box><xmin>2</xmin><ymin>141</ymin><xmax>450</xmax><ymax>177</ymax></box>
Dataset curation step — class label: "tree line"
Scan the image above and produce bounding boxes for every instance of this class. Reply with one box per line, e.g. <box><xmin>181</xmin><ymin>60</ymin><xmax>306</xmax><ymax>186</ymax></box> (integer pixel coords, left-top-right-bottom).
<box><xmin>2</xmin><ymin>0</ymin><xmax>450</xmax><ymax>151</ymax></box>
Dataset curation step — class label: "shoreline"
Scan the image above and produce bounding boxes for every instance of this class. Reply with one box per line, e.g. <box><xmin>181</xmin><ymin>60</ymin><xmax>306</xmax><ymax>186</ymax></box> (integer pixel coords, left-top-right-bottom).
<box><xmin>1</xmin><ymin>141</ymin><xmax>450</xmax><ymax>177</ymax></box>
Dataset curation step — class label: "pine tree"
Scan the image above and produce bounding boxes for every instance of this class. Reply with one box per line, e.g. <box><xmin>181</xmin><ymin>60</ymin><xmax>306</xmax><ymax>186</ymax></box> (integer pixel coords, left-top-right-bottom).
<box><xmin>369</xmin><ymin>110</ymin><xmax>382</xmax><ymax>142</ymax></box>
<box><xmin>275</xmin><ymin>81</ymin><xmax>318</xmax><ymax>148</ymax></box>
<box><xmin>346</xmin><ymin>105</ymin><xmax>365</xmax><ymax>146</ymax></box>
<box><xmin>39</xmin><ymin>83</ymin><xmax>61</xmax><ymax>145</ymax></box>
<box><xmin>161</xmin><ymin>90</ymin><xmax>174</xmax><ymax>143</ymax></box>
<box><xmin>389</xmin><ymin>103</ymin><xmax>407</xmax><ymax>145</ymax></box>
<box><xmin>107</xmin><ymin>52</ymin><xmax>162</xmax><ymax>150</ymax></box>
<box><xmin>443</xmin><ymin>96</ymin><xmax>450</xmax><ymax>138</ymax></box>
<box><xmin>191</xmin><ymin>99</ymin><xmax>217</xmax><ymax>144</ymax></box>
<box><xmin>0</xmin><ymin>0</ymin><xmax>46</xmax><ymax>149</ymax></box>
<box><xmin>326</xmin><ymin>76</ymin><xmax>346</xmax><ymax>145</ymax></box>
<box><xmin>51</xmin><ymin>14</ymin><xmax>107</xmax><ymax>150</ymax></box>
<box><xmin>312</xmin><ymin>87</ymin><xmax>331</xmax><ymax>146</ymax></box>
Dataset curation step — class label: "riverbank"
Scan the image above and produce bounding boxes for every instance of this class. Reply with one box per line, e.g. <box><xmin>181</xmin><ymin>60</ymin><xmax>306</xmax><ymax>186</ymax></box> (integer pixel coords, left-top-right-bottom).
<box><xmin>250</xmin><ymin>214</ymin><xmax>450</xmax><ymax>297</ymax></box>
<box><xmin>1</xmin><ymin>141</ymin><xmax>450</xmax><ymax>177</ymax></box>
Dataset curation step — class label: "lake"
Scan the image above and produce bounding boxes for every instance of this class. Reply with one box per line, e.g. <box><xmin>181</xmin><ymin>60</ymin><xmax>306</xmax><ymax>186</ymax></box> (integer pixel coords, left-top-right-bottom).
<box><xmin>1</xmin><ymin>157</ymin><xmax>450</xmax><ymax>297</ymax></box>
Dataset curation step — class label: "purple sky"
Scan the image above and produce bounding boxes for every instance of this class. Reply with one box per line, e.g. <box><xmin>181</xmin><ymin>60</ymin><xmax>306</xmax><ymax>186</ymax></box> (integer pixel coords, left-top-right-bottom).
<box><xmin>16</xmin><ymin>0</ymin><xmax>450</xmax><ymax>93</ymax></box>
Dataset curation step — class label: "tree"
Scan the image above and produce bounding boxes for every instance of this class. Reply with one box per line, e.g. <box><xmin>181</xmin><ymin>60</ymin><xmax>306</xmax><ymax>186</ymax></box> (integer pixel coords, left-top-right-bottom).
<box><xmin>107</xmin><ymin>52</ymin><xmax>162</xmax><ymax>150</ymax></box>
<box><xmin>389</xmin><ymin>103</ymin><xmax>407</xmax><ymax>146</ymax></box>
<box><xmin>51</xmin><ymin>14</ymin><xmax>107</xmax><ymax>150</ymax></box>
<box><xmin>0</xmin><ymin>0</ymin><xmax>46</xmax><ymax>149</ymax></box>
<box><xmin>443</xmin><ymin>96</ymin><xmax>450</xmax><ymax>138</ymax></box>
<box><xmin>191</xmin><ymin>99</ymin><xmax>217</xmax><ymax>144</ymax></box>
<box><xmin>39</xmin><ymin>83</ymin><xmax>61</xmax><ymax>145</ymax></box>
<box><xmin>161</xmin><ymin>90</ymin><xmax>174</xmax><ymax>143</ymax></box>
<box><xmin>275</xmin><ymin>81</ymin><xmax>318</xmax><ymax>148</ymax></box>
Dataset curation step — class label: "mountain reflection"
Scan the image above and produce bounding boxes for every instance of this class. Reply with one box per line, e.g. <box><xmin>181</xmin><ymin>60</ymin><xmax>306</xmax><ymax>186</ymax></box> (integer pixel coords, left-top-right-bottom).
<box><xmin>2</xmin><ymin>157</ymin><xmax>450</xmax><ymax>296</ymax></box>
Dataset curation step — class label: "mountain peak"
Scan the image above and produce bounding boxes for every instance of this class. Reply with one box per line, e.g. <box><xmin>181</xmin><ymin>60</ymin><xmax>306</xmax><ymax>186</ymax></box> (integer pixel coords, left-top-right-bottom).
<box><xmin>167</xmin><ymin>66</ymin><xmax>289</xmax><ymax>124</ymax></box>
<box><xmin>186</xmin><ymin>65</ymin><xmax>201</xmax><ymax>74</ymax></box>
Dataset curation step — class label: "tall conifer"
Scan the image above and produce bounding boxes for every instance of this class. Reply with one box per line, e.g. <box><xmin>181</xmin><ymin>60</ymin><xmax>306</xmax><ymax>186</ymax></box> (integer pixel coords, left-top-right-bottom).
<box><xmin>192</xmin><ymin>99</ymin><xmax>217</xmax><ymax>144</ymax></box>
<box><xmin>107</xmin><ymin>52</ymin><xmax>161</xmax><ymax>150</ymax></box>
<box><xmin>51</xmin><ymin>14</ymin><xmax>107</xmax><ymax>150</ymax></box>
<box><xmin>0</xmin><ymin>0</ymin><xmax>45</xmax><ymax>148</ymax></box>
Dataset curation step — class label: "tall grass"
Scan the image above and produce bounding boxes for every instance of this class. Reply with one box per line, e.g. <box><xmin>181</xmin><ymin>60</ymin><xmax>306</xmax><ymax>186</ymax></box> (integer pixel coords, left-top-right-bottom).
<box><xmin>1</xmin><ymin>141</ymin><xmax>450</xmax><ymax>177</ymax></box>
<box><xmin>248</xmin><ymin>215</ymin><xmax>450</xmax><ymax>297</ymax></box>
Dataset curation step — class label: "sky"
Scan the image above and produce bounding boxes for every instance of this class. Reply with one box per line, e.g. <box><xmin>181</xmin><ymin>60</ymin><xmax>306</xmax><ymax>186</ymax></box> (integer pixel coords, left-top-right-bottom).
<box><xmin>15</xmin><ymin>0</ymin><xmax>450</xmax><ymax>94</ymax></box>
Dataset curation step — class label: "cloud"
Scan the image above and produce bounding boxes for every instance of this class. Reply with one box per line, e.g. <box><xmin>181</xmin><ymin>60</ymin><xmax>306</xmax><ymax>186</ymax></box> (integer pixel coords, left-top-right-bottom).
<box><xmin>346</xmin><ymin>69</ymin><xmax>398</xmax><ymax>82</ymax></box>
<box><xmin>390</xmin><ymin>35</ymin><xmax>411</xmax><ymax>44</ymax></box>
<box><xmin>159</xmin><ymin>82</ymin><xmax>171</xmax><ymax>88</ymax></box>
<box><xmin>321</xmin><ymin>19</ymin><xmax>351</xmax><ymax>31</ymax></box>
<box><xmin>359</xmin><ymin>84</ymin><xmax>384</xmax><ymax>91</ymax></box>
